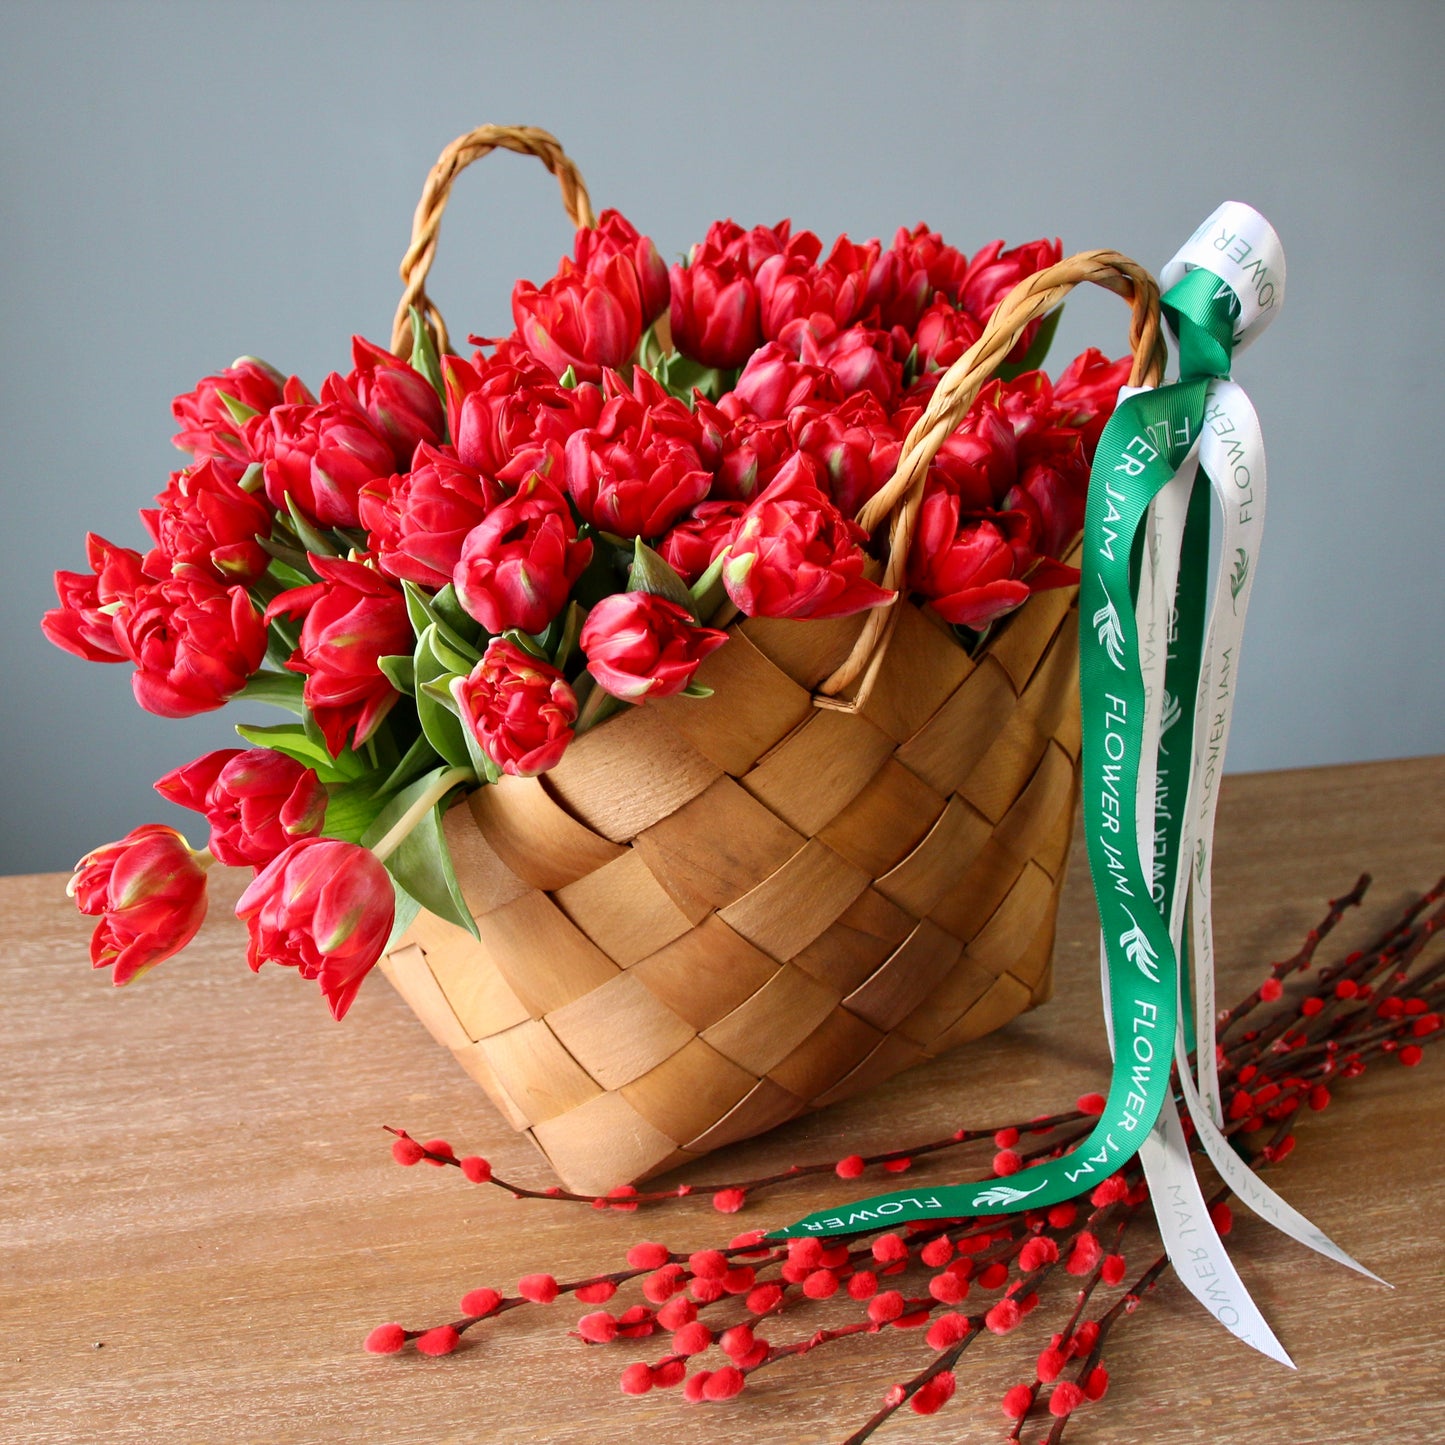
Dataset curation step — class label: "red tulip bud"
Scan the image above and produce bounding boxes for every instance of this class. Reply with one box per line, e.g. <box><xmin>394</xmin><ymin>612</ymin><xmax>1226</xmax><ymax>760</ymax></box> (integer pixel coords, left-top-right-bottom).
<box><xmin>69</xmin><ymin>824</ymin><xmax>209</xmax><ymax>985</ymax></box>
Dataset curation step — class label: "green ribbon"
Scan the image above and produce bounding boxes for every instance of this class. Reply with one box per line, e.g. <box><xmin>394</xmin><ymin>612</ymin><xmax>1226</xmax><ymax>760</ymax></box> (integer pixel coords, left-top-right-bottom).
<box><xmin>769</xmin><ymin>272</ymin><xmax>1246</xmax><ymax>1240</ymax></box>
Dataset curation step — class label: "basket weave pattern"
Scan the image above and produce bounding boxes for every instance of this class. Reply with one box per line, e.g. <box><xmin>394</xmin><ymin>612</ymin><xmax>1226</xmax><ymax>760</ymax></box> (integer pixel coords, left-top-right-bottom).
<box><xmin>381</xmin><ymin>578</ymin><xmax>1080</xmax><ymax>1194</ymax></box>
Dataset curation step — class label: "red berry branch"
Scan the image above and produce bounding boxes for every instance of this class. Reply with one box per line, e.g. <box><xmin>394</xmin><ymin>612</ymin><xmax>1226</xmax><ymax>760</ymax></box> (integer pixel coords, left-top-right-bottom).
<box><xmin>367</xmin><ymin>873</ymin><xmax>1444</xmax><ymax>1442</ymax></box>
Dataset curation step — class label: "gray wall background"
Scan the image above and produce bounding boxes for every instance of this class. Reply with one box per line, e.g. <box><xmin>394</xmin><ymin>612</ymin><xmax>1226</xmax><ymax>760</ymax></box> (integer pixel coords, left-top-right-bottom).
<box><xmin>3</xmin><ymin>0</ymin><xmax>1441</xmax><ymax>875</ymax></box>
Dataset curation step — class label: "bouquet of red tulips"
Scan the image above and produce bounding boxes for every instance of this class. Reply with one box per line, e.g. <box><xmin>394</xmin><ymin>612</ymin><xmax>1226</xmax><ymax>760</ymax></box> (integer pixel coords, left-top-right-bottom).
<box><xmin>45</xmin><ymin>180</ymin><xmax>1131</xmax><ymax>1025</ymax></box>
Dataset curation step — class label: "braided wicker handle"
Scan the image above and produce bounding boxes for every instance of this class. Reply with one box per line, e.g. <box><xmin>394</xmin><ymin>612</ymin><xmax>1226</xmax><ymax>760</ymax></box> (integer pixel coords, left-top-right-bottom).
<box><xmin>390</xmin><ymin>124</ymin><xmax>596</xmax><ymax>357</ymax></box>
<box><xmin>820</xmin><ymin>252</ymin><xmax>1167</xmax><ymax>706</ymax></box>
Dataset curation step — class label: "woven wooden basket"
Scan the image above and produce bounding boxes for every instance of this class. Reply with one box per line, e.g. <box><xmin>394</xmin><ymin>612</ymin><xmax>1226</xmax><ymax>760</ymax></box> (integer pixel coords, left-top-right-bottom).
<box><xmin>378</xmin><ymin>126</ymin><xmax>1166</xmax><ymax>1195</ymax></box>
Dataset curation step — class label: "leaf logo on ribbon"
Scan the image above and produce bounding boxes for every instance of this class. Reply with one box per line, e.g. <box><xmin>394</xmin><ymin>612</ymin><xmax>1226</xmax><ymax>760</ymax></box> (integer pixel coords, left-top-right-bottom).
<box><xmin>1159</xmin><ymin>689</ymin><xmax>1182</xmax><ymax>746</ymax></box>
<box><xmin>971</xmin><ymin>1181</ymin><xmax>1047</xmax><ymax>1208</ymax></box>
<box><xmin>1195</xmin><ymin>838</ymin><xmax>1207</xmax><ymax>883</ymax></box>
<box><xmin>1119</xmin><ymin>905</ymin><xmax>1161</xmax><ymax>983</ymax></box>
<box><xmin>1229</xmin><ymin>548</ymin><xmax>1249</xmax><ymax>610</ymax></box>
<box><xmin>1092</xmin><ymin>595</ymin><xmax>1126</xmax><ymax>669</ymax></box>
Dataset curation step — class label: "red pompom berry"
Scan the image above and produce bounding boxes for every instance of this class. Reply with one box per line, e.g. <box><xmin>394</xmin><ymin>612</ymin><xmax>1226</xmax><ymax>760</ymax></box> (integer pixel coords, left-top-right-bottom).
<box><xmin>847</xmin><ymin>1270</ymin><xmax>878</xmax><ymax>1300</ymax></box>
<box><xmin>420</xmin><ymin>1138</ymin><xmax>455</xmax><ymax>1165</ymax></box>
<box><xmin>619</xmin><ymin>1362</ymin><xmax>653</xmax><ymax>1395</ymax></box>
<box><xmin>883</xmin><ymin>1156</ymin><xmax>912</xmax><ymax>1173</ymax></box>
<box><xmin>985</xmin><ymin>1298</ymin><xmax>1023</xmax><ymax>1334</ymax></box>
<box><xmin>703</xmin><ymin>1365</ymin><xmax>746</xmax><ymax>1400</ymax></box>
<box><xmin>1077</xmin><ymin>1092</ymin><xmax>1106</xmax><ymax>1116</ymax></box>
<box><xmin>577</xmin><ymin>1311</ymin><xmax>618</xmax><ymax>1344</ymax></box>
<box><xmin>626</xmin><ymin>1241</ymin><xmax>672</xmax><ymax>1270</ymax></box>
<box><xmin>1049</xmin><ymin>1380</ymin><xmax>1085</xmax><ymax>1417</ymax></box>
<box><xmin>1018</xmin><ymin>1237</ymin><xmax>1059</xmax><ymax>1272</ymax></box>
<box><xmin>414</xmin><ymin>1325</ymin><xmax>460</xmax><ymax>1356</ymax></box>
<box><xmin>920</xmin><ymin>1236</ymin><xmax>953</xmax><ymax>1267</ymax></box>
<box><xmin>459</xmin><ymin>1155</ymin><xmax>492</xmax><ymax>1183</ymax></box>
<box><xmin>977</xmin><ymin>1261</ymin><xmax>1009</xmax><ymax>1290</ymax></box>
<box><xmin>1259</xmin><ymin>976</ymin><xmax>1283</xmax><ymax>1002</ymax></box>
<box><xmin>518</xmin><ymin>1273</ymin><xmax>559</xmax><ymax>1304</ymax></box>
<box><xmin>746</xmin><ymin>1283</ymin><xmax>783</xmax><ymax>1314</ymax></box>
<box><xmin>459</xmin><ymin>1287</ymin><xmax>501</xmax><ymax>1318</ymax></box>
<box><xmin>872</xmin><ymin>1233</ymin><xmax>909</xmax><ymax>1264</ymax></box>
<box><xmin>1101</xmin><ymin>1253</ymin><xmax>1127</xmax><ymax>1286</ymax></box>
<box><xmin>1084</xmin><ymin>1365</ymin><xmax>1110</xmax><ymax>1400</ymax></box>
<box><xmin>1001</xmin><ymin>1383</ymin><xmax>1035</xmax><ymax>1420</ymax></box>
<box><xmin>364</xmin><ymin>1323</ymin><xmax>406</xmax><ymax>1354</ymax></box>
<box><xmin>1066</xmin><ymin>1232</ymin><xmax>1103</xmax><ymax>1275</ymax></box>
<box><xmin>992</xmin><ymin>1148</ymin><xmax>1023</xmax><ymax>1176</ymax></box>
<box><xmin>1400</xmin><ymin>1044</ymin><xmax>1425</xmax><ymax>1067</ymax></box>
<box><xmin>867</xmin><ymin>1290</ymin><xmax>906</xmax><ymax>1324</ymax></box>
<box><xmin>575</xmin><ymin>1280</ymin><xmax>618</xmax><ymax>1304</ymax></box>
<box><xmin>672</xmin><ymin>1321</ymin><xmax>713</xmax><ymax>1356</ymax></box>
<box><xmin>925</xmin><ymin>1313</ymin><xmax>970</xmax><ymax>1350</ymax></box>
<box><xmin>835</xmin><ymin>1153</ymin><xmax>866</xmax><ymax>1178</ymax></box>
<box><xmin>656</xmin><ymin>1296</ymin><xmax>697</xmax><ymax>1331</ymax></box>
<box><xmin>390</xmin><ymin>1135</ymin><xmax>426</xmax><ymax>1166</ymax></box>
<box><xmin>910</xmin><ymin>1371</ymin><xmax>956</xmax><ymax>1415</ymax></box>
<box><xmin>1037</xmin><ymin>1345</ymin><xmax>1066</xmax><ymax>1382</ymax></box>
<box><xmin>802</xmin><ymin>1269</ymin><xmax>839</xmax><ymax>1299</ymax></box>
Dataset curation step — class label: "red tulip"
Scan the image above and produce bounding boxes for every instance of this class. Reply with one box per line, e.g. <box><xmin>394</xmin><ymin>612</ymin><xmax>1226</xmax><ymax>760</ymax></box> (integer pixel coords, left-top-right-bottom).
<box><xmin>865</xmin><ymin>224</ymin><xmax>971</xmax><ymax>332</ymax></box>
<box><xmin>171</xmin><ymin>358</ymin><xmax>290</xmax><ymax>463</ymax></box>
<box><xmin>960</xmin><ymin>237</ymin><xmax>1064</xmax><ymax>361</ymax></box>
<box><xmin>455</xmin><ymin>638</ymin><xmax>578</xmax><ymax>776</ymax></box>
<box><xmin>512</xmin><ymin>258</ymin><xmax>645</xmax><ymax>383</ymax></box>
<box><xmin>234</xmin><ymin>838</ymin><xmax>394</xmax><ymax>1020</ymax></box>
<box><xmin>41</xmin><ymin>533</ymin><xmax>149</xmax><ymax>664</ymax></box>
<box><xmin>790</xmin><ymin>392</ymin><xmax>901</xmax><ymax>517</ymax></box>
<box><xmin>756</xmin><ymin>233</ymin><xmax>878</xmax><ymax>339</ymax></box>
<box><xmin>1050</xmin><ymin>347</ymin><xmax>1132</xmax><ymax>452</ymax></box>
<box><xmin>445</xmin><ymin>350</ymin><xmax>588</xmax><ymax>481</ymax></box>
<box><xmin>722</xmin><ymin>341</ymin><xmax>843</xmax><ymax>423</ymax></box>
<box><xmin>669</xmin><ymin>220</ymin><xmax>801</xmax><ymax>368</ymax></box>
<box><xmin>114</xmin><ymin>574</ymin><xmax>267</xmax><ymax>717</ymax></box>
<box><xmin>252</xmin><ymin>392</ymin><xmax>396</xmax><ymax>528</ymax></box>
<box><xmin>338</xmin><ymin>336</ymin><xmax>445</xmax><ymax>469</ymax></box>
<box><xmin>141</xmin><ymin>457</ymin><xmax>272</xmax><ymax>586</ymax></box>
<box><xmin>155</xmin><ymin>747</ymin><xmax>327</xmax><ymax>868</ymax></box>
<box><xmin>453</xmin><ymin>476</ymin><xmax>593</xmax><ymax>636</ymax></box>
<box><xmin>722</xmin><ymin>455</ymin><xmax>894</xmax><ymax>620</ymax></box>
<box><xmin>563</xmin><ymin>371</ymin><xmax>712</xmax><ymax>539</ymax></box>
<box><xmin>359</xmin><ymin>443</ymin><xmax>506</xmax><ymax>590</ymax></box>
<box><xmin>909</xmin><ymin>493</ymin><xmax>1043</xmax><ymax>629</ymax></box>
<box><xmin>657</xmin><ymin>500</ymin><xmax>746</xmax><ymax>584</ymax></box>
<box><xmin>913</xmin><ymin>297</ymin><xmax>985</xmax><ymax>372</ymax></box>
<box><xmin>69</xmin><ymin>824</ymin><xmax>209</xmax><ymax>985</ymax></box>
<box><xmin>580</xmin><ymin>591</ymin><xmax>729</xmax><ymax>701</ymax></box>
<box><xmin>266</xmin><ymin>555</ymin><xmax>412</xmax><ymax>755</ymax></box>
<box><xmin>573</xmin><ymin>210</ymin><xmax>671</xmax><ymax>325</ymax></box>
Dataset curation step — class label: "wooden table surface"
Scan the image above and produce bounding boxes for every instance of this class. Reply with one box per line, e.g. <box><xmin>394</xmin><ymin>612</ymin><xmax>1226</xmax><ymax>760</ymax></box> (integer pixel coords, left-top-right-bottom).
<box><xmin>4</xmin><ymin>756</ymin><xmax>1444</xmax><ymax>1445</ymax></box>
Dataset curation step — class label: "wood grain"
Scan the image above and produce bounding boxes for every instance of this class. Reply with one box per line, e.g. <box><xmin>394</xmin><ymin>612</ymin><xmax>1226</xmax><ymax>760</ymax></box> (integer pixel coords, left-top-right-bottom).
<box><xmin>3</xmin><ymin>757</ymin><xmax>1444</xmax><ymax>1445</ymax></box>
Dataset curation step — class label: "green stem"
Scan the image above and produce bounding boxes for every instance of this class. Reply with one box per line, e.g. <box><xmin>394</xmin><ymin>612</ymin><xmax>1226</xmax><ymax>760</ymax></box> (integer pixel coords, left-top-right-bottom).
<box><xmin>370</xmin><ymin>766</ymin><xmax>473</xmax><ymax>865</ymax></box>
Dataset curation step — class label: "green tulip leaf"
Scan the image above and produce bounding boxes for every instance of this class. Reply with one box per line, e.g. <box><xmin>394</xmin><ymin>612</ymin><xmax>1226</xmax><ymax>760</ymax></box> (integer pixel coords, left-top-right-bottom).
<box><xmin>378</xmin><ymin>654</ymin><xmax>416</xmax><ymax>696</ymax></box>
<box><xmin>383</xmin><ymin>875</ymin><xmax>424</xmax><ymax>954</ymax></box>
<box><xmin>628</xmin><ymin>537</ymin><xmax>698</xmax><ymax>619</ymax></box>
<box><xmin>233</xmin><ymin>721</ymin><xmax>369</xmax><ymax>783</ymax></box>
<box><xmin>362</xmin><ymin>766</ymin><xmax>477</xmax><ymax>940</ymax></box>
<box><xmin>414</xmin><ymin>627</ymin><xmax>472</xmax><ymax>769</ymax></box>
<box><xmin>236</xmin><ymin>670</ymin><xmax>307</xmax><ymax>716</ymax></box>
<box><xmin>407</xmin><ymin>305</ymin><xmax>445</xmax><ymax>400</ymax></box>
<box><xmin>321</xmin><ymin>780</ymin><xmax>391</xmax><ymax>843</ymax></box>
<box><xmin>402</xmin><ymin>579</ymin><xmax>483</xmax><ymax>664</ymax></box>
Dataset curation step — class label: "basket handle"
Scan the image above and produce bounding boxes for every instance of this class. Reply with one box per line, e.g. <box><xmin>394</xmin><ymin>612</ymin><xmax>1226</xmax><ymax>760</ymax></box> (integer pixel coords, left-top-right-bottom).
<box><xmin>818</xmin><ymin>250</ymin><xmax>1167</xmax><ymax>706</ymax></box>
<box><xmin>390</xmin><ymin>124</ymin><xmax>596</xmax><ymax>358</ymax></box>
